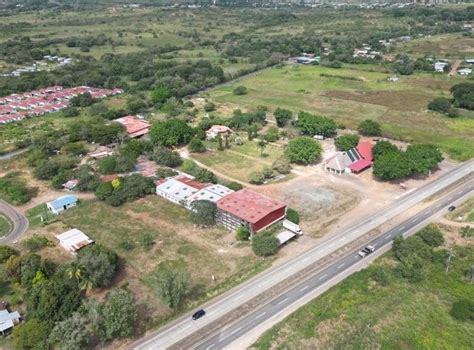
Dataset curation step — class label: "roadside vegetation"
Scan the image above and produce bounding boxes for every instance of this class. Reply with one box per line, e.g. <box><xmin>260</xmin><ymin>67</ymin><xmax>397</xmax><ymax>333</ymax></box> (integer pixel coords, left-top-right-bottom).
<box><xmin>253</xmin><ymin>225</ymin><xmax>474</xmax><ymax>349</ymax></box>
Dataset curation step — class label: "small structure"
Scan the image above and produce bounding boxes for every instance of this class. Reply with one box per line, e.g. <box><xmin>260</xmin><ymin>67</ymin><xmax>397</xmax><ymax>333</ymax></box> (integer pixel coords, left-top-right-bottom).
<box><xmin>349</xmin><ymin>141</ymin><xmax>373</xmax><ymax>174</ymax></box>
<box><xmin>325</xmin><ymin>141</ymin><xmax>374</xmax><ymax>175</ymax></box>
<box><xmin>276</xmin><ymin>230</ymin><xmax>297</xmax><ymax>246</ymax></box>
<box><xmin>135</xmin><ymin>156</ymin><xmax>160</xmax><ymax>177</ymax></box>
<box><xmin>155</xmin><ymin>175</ymin><xmax>207</xmax><ymax>206</ymax></box>
<box><xmin>46</xmin><ymin>195</ymin><xmax>78</xmax><ymax>215</ymax></box>
<box><xmin>323</xmin><ymin>152</ymin><xmax>354</xmax><ymax>175</ymax></box>
<box><xmin>388</xmin><ymin>76</ymin><xmax>400</xmax><ymax>82</ymax></box>
<box><xmin>56</xmin><ymin>228</ymin><xmax>94</xmax><ymax>254</ymax></box>
<box><xmin>434</xmin><ymin>61</ymin><xmax>448</xmax><ymax>72</ymax></box>
<box><xmin>88</xmin><ymin>148</ymin><xmax>114</xmax><ymax>159</ymax></box>
<box><xmin>216</xmin><ymin>188</ymin><xmax>286</xmax><ymax>234</ymax></box>
<box><xmin>62</xmin><ymin>179</ymin><xmax>79</xmax><ymax>191</ymax></box>
<box><xmin>115</xmin><ymin>115</ymin><xmax>151</xmax><ymax>138</ymax></box>
<box><xmin>458</xmin><ymin>68</ymin><xmax>472</xmax><ymax>76</ymax></box>
<box><xmin>206</xmin><ymin>125</ymin><xmax>233</xmax><ymax>140</ymax></box>
<box><xmin>186</xmin><ymin>184</ymin><xmax>234</xmax><ymax>208</ymax></box>
<box><xmin>0</xmin><ymin>306</ymin><xmax>21</xmax><ymax>335</ymax></box>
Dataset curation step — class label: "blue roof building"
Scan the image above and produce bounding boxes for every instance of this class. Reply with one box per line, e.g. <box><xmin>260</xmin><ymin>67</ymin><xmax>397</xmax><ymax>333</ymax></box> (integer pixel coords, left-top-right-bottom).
<box><xmin>46</xmin><ymin>195</ymin><xmax>78</xmax><ymax>215</ymax></box>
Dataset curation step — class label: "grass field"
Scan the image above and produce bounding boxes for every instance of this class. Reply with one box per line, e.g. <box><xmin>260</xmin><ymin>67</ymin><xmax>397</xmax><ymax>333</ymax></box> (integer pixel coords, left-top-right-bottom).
<box><xmin>253</xmin><ymin>240</ymin><xmax>474</xmax><ymax>349</ymax></box>
<box><xmin>25</xmin><ymin>203</ymin><xmax>56</xmax><ymax>227</ymax></box>
<box><xmin>0</xmin><ymin>214</ymin><xmax>11</xmax><ymax>237</ymax></box>
<box><xmin>396</xmin><ymin>33</ymin><xmax>474</xmax><ymax>59</ymax></box>
<box><xmin>208</xmin><ymin>64</ymin><xmax>474</xmax><ymax>161</ymax></box>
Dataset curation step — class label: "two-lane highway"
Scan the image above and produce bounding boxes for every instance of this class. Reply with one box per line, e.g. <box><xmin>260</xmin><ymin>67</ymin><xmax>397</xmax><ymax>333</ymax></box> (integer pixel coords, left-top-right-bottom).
<box><xmin>0</xmin><ymin>199</ymin><xmax>29</xmax><ymax>245</ymax></box>
<box><xmin>196</xmin><ymin>181</ymin><xmax>474</xmax><ymax>350</ymax></box>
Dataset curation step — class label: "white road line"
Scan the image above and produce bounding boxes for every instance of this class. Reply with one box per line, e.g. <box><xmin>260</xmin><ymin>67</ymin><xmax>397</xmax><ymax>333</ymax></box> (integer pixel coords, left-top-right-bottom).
<box><xmin>328</xmin><ymin>242</ymin><xmax>335</xmax><ymax>248</ymax></box>
<box><xmin>206</xmin><ymin>344</ymin><xmax>216</xmax><ymax>350</ymax></box>
<box><xmin>299</xmin><ymin>285</ymin><xmax>309</xmax><ymax>292</ymax></box>
<box><xmin>255</xmin><ymin>312</ymin><xmax>266</xmax><ymax>320</ymax></box>
<box><xmin>339</xmin><ymin>237</ymin><xmax>347</xmax><ymax>242</ymax></box>
<box><xmin>230</xmin><ymin>327</ymin><xmax>242</xmax><ymax>336</ymax></box>
<box><xmin>384</xmin><ymin>235</ymin><xmax>391</xmax><ymax>240</ymax></box>
<box><xmin>372</xmin><ymin>243</ymin><xmax>377</xmax><ymax>247</ymax></box>
<box><xmin>277</xmin><ymin>298</ymin><xmax>288</xmax><ymax>305</ymax></box>
<box><xmin>411</xmin><ymin>218</ymin><xmax>418</xmax><ymax>223</ymax></box>
<box><xmin>319</xmin><ymin>274</ymin><xmax>328</xmax><ymax>280</ymax></box>
<box><xmin>399</xmin><ymin>226</ymin><xmax>406</xmax><ymax>231</ymax></box>
<box><xmin>337</xmin><ymin>263</ymin><xmax>345</xmax><ymax>269</ymax></box>
<box><xmin>458</xmin><ymin>190</ymin><xmax>464</xmax><ymax>195</ymax></box>
<box><xmin>435</xmin><ymin>203</ymin><xmax>442</xmax><ymax>208</ymax></box>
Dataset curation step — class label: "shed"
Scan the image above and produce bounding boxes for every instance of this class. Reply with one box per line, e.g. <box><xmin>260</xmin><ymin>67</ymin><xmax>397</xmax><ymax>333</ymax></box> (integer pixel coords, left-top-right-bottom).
<box><xmin>56</xmin><ymin>228</ymin><xmax>94</xmax><ymax>254</ymax></box>
<box><xmin>46</xmin><ymin>195</ymin><xmax>78</xmax><ymax>215</ymax></box>
<box><xmin>276</xmin><ymin>231</ymin><xmax>296</xmax><ymax>246</ymax></box>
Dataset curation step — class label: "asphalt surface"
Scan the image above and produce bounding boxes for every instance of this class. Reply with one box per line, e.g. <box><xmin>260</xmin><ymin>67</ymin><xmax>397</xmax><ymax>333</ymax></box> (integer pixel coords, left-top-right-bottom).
<box><xmin>195</xmin><ymin>181</ymin><xmax>474</xmax><ymax>350</ymax></box>
<box><xmin>0</xmin><ymin>199</ymin><xmax>29</xmax><ymax>245</ymax></box>
<box><xmin>131</xmin><ymin>159</ymin><xmax>473</xmax><ymax>350</ymax></box>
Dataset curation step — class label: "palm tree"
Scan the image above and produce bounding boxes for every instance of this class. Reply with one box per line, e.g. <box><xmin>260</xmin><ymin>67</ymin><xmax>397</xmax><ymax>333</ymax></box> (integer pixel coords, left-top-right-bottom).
<box><xmin>66</xmin><ymin>262</ymin><xmax>85</xmax><ymax>282</ymax></box>
<box><xmin>79</xmin><ymin>275</ymin><xmax>95</xmax><ymax>293</ymax></box>
<box><xmin>257</xmin><ymin>140</ymin><xmax>267</xmax><ymax>157</ymax></box>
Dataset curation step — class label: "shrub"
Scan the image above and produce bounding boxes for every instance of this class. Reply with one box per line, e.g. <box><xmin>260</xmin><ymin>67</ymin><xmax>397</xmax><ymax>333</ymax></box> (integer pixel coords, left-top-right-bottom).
<box><xmin>286</xmin><ymin>137</ymin><xmax>322</xmax><ymax>164</ymax></box>
<box><xmin>195</xmin><ymin>168</ymin><xmax>217</xmax><ymax>184</ymax></box>
<box><xmin>252</xmin><ymin>232</ymin><xmax>280</xmax><ymax>257</ymax></box>
<box><xmin>156</xmin><ymin>168</ymin><xmax>178</xmax><ymax>179</ymax></box>
<box><xmin>77</xmin><ymin>244</ymin><xmax>119</xmax><ymax>289</ymax></box>
<box><xmin>226</xmin><ymin>181</ymin><xmax>243</xmax><ymax>191</ymax></box>
<box><xmin>450</xmin><ymin>299</ymin><xmax>474</xmax><ymax>321</ymax></box>
<box><xmin>188</xmin><ymin>138</ymin><xmax>206</xmax><ymax>153</ymax></box>
<box><xmin>0</xmin><ymin>245</ymin><xmax>18</xmax><ymax>263</ymax></box>
<box><xmin>233</xmin><ymin>86</ymin><xmax>248</xmax><ymax>95</ymax></box>
<box><xmin>204</xmin><ymin>101</ymin><xmax>216</xmax><ymax>112</ymax></box>
<box><xmin>22</xmin><ymin>235</ymin><xmax>53</xmax><ymax>252</ymax></box>
<box><xmin>428</xmin><ymin>97</ymin><xmax>452</xmax><ymax>114</ymax></box>
<box><xmin>334</xmin><ymin>134</ymin><xmax>360</xmax><ymax>151</ymax></box>
<box><xmin>272</xmin><ymin>156</ymin><xmax>291</xmax><ymax>174</ymax></box>
<box><xmin>274</xmin><ymin>108</ymin><xmax>292</xmax><ymax>127</ymax></box>
<box><xmin>153</xmin><ymin>147</ymin><xmax>183</xmax><ymax>167</ymax></box>
<box><xmin>249</xmin><ymin>171</ymin><xmax>265</xmax><ymax>185</ymax></box>
<box><xmin>102</xmin><ymin>288</ymin><xmax>138</xmax><ymax>339</ymax></box>
<box><xmin>139</xmin><ymin>233</ymin><xmax>155</xmax><ymax>248</ymax></box>
<box><xmin>416</xmin><ymin>224</ymin><xmax>444</xmax><ymax>247</ymax></box>
<box><xmin>286</xmin><ymin>208</ymin><xmax>300</xmax><ymax>224</ymax></box>
<box><xmin>236</xmin><ymin>226</ymin><xmax>251</xmax><ymax>241</ymax></box>
<box><xmin>358</xmin><ymin>119</ymin><xmax>382</xmax><ymax>136</ymax></box>
<box><xmin>264</xmin><ymin>127</ymin><xmax>280</xmax><ymax>142</ymax></box>
<box><xmin>154</xmin><ymin>267</ymin><xmax>191</xmax><ymax>309</ymax></box>
<box><xmin>190</xmin><ymin>200</ymin><xmax>216</xmax><ymax>226</ymax></box>
<box><xmin>12</xmin><ymin>319</ymin><xmax>51</xmax><ymax>350</ymax></box>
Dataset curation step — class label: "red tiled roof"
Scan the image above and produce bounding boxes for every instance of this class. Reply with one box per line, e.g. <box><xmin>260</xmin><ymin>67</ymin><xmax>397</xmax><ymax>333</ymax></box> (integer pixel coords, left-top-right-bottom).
<box><xmin>175</xmin><ymin>175</ymin><xmax>208</xmax><ymax>190</ymax></box>
<box><xmin>356</xmin><ymin>141</ymin><xmax>373</xmax><ymax>161</ymax></box>
<box><xmin>349</xmin><ymin>158</ymin><xmax>372</xmax><ymax>172</ymax></box>
<box><xmin>216</xmin><ymin>189</ymin><xmax>286</xmax><ymax>224</ymax></box>
<box><xmin>115</xmin><ymin>116</ymin><xmax>151</xmax><ymax>138</ymax></box>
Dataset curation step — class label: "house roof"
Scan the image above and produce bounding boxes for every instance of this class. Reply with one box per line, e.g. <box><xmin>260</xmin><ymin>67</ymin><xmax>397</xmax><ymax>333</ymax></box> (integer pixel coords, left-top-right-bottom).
<box><xmin>186</xmin><ymin>184</ymin><xmax>234</xmax><ymax>204</ymax></box>
<box><xmin>356</xmin><ymin>141</ymin><xmax>373</xmax><ymax>161</ymax></box>
<box><xmin>56</xmin><ymin>228</ymin><xmax>94</xmax><ymax>253</ymax></box>
<box><xmin>46</xmin><ymin>195</ymin><xmax>77</xmax><ymax>210</ymax></box>
<box><xmin>0</xmin><ymin>310</ymin><xmax>21</xmax><ymax>332</ymax></box>
<box><xmin>175</xmin><ymin>175</ymin><xmax>208</xmax><ymax>190</ymax></box>
<box><xmin>349</xmin><ymin>158</ymin><xmax>372</xmax><ymax>172</ymax></box>
<box><xmin>324</xmin><ymin>152</ymin><xmax>354</xmax><ymax>171</ymax></box>
<box><xmin>216</xmin><ymin>189</ymin><xmax>286</xmax><ymax>224</ymax></box>
<box><xmin>207</xmin><ymin>125</ymin><xmax>232</xmax><ymax>134</ymax></box>
<box><xmin>156</xmin><ymin>177</ymin><xmax>200</xmax><ymax>202</ymax></box>
<box><xmin>115</xmin><ymin>116</ymin><xmax>151</xmax><ymax>138</ymax></box>
<box><xmin>277</xmin><ymin>230</ymin><xmax>296</xmax><ymax>245</ymax></box>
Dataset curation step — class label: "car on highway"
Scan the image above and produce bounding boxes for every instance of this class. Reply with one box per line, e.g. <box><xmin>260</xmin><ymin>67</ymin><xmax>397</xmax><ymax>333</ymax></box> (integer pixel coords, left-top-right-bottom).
<box><xmin>358</xmin><ymin>245</ymin><xmax>375</xmax><ymax>258</ymax></box>
<box><xmin>192</xmin><ymin>309</ymin><xmax>206</xmax><ymax>320</ymax></box>
<box><xmin>448</xmin><ymin>205</ymin><xmax>456</xmax><ymax>212</ymax></box>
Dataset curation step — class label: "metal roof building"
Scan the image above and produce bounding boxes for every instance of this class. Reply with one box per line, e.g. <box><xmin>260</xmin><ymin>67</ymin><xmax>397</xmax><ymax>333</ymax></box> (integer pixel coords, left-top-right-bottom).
<box><xmin>46</xmin><ymin>195</ymin><xmax>78</xmax><ymax>215</ymax></box>
<box><xmin>56</xmin><ymin>228</ymin><xmax>94</xmax><ymax>254</ymax></box>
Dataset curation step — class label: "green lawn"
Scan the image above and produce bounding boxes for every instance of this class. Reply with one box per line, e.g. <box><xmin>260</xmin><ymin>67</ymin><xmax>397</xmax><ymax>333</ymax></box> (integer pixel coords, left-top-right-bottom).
<box><xmin>25</xmin><ymin>204</ymin><xmax>56</xmax><ymax>227</ymax></box>
<box><xmin>253</xmin><ymin>242</ymin><xmax>474</xmax><ymax>349</ymax></box>
<box><xmin>209</xmin><ymin>64</ymin><xmax>474</xmax><ymax>161</ymax></box>
<box><xmin>0</xmin><ymin>214</ymin><xmax>11</xmax><ymax>237</ymax></box>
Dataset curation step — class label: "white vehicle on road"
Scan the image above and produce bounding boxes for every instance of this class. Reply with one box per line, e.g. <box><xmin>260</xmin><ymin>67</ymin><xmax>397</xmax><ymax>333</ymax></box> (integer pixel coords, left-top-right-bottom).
<box><xmin>358</xmin><ymin>245</ymin><xmax>375</xmax><ymax>258</ymax></box>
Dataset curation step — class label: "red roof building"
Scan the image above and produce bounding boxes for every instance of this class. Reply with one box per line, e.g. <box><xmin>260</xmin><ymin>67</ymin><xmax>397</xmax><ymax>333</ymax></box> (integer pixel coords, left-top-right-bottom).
<box><xmin>356</xmin><ymin>141</ymin><xmax>373</xmax><ymax>161</ymax></box>
<box><xmin>115</xmin><ymin>115</ymin><xmax>151</xmax><ymax>138</ymax></box>
<box><xmin>216</xmin><ymin>189</ymin><xmax>286</xmax><ymax>233</ymax></box>
<box><xmin>349</xmin><ymin>141</ymin><xmax>374</xmax><ymax>173</ymax></box>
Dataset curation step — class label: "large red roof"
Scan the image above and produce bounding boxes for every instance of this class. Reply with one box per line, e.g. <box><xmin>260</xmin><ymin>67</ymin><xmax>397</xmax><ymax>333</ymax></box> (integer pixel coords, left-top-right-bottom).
<box><xmin>216</xmin><ymin>189</ymin><xmax>286</xmax><ymax>224</ymax></box>
<box><xmin>115</xmin><ymin>116</ymin><xmax>151</xmax><ymax>138</ymax></box>
<box><xmin>356</xmin><ymin>141</ymin><xmax>373</xmax><ymax>161</ymax></box>
<box><xmin>349</xmin><ymin>158</ymin><xmax>372</xmax><ymax>172</ymax></box>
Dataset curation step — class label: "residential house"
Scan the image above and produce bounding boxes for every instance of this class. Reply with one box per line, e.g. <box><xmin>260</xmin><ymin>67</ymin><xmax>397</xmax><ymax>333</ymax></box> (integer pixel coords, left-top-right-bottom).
<box><xmin>0</xmin><ymin>304</ymin><xmax>21</xmax><ymax>336</ymax></box>
<box><xmin>115</xmin><ymin>115</ymin><xmax>151</xmax><ymax>138</ymax></box>
<box><xmin>216</xmin><ymin>188</ymin><xmax>286</xmax><ymax>234</ymax></box>
<box><xmin>206</xmin><ymin>125</ymin><xmax>233</xmax><ymax>140</ymax></box>
<box><xmin>56</xmin><ymin>228</ymin><xmax>94</xmax><ymax>254</ymax></box>
<box><xmin>46</xmin><ymin>195</ymin><xmax>78</xmax><ymax>215</ymax></box>
<box><xmin>434</xmin><ymin>61</ymin><xmax>448</xmax><ymax>72</ymax></box>
<box><xmin>458</xmin><ymin>68</ymin><xmax>472</xmax><ymax>76</ymax></box>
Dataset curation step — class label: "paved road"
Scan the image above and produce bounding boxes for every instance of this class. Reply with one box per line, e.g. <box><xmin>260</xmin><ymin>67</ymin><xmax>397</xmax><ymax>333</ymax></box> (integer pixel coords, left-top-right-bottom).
<box><xmin>0</xmin><ymin>147</ymin><xmax>29</xmax><ymax>161</ymax></box>
<box><xmin>0</xmin><ymin>199</ymin><xmax>29</xmax><ymax>245</ymax></box>
<box><xmin>131</xmin><ymin>159</ymin><xmax>473</xmax><ymax>350</ymax></box>
<box><xmin>196</xmin><ymin>181</ymin><xmax>474</xmax><ymax>350</ymax></box>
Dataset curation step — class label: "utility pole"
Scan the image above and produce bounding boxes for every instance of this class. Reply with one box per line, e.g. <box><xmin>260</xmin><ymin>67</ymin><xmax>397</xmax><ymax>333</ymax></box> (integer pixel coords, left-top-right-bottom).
<box><xmin>445</xmin><ymin>249</ymin><xmax>455</xmax><ymax>274</ymax></box>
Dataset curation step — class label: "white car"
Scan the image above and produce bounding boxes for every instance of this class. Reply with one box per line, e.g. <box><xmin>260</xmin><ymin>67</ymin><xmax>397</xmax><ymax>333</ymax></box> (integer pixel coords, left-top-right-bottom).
<box><xmin>358</xmin><ymin>245</ymin><xmax>375</xmax><ymax>258</ymax></box>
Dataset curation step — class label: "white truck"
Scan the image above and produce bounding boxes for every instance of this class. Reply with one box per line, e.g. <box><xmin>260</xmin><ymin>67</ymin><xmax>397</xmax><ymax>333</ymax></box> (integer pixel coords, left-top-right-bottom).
<box><xmin>283</xmin><ymin>219</ymin><xmax>303</xmax><ymax>236</ymax></box>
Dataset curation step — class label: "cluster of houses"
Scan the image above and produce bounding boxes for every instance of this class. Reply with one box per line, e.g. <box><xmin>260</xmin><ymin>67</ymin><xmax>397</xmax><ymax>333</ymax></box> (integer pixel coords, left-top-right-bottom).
<box><xmin>353</xmin><ymin>46</ymin><xmax>382</xmax><ymax>59</ymax></box>
<box><xmin>323</xmin><ymin>141</ymin><xmax>374</xmax><ymax>175</ymax></box>
<box><xmin>0</xmin><ymin>85</ymin><xmax>123</xmax><ymax>124</ymax></box>
<box><xmin>156</xmin><ymin>174</ymin><xmax>287</xmax><ymax>234</ymax></box>
<box><xmin>0</xmin><ymin>56</ymin><xmax>74</xmax><ymax>78</ymax></box>
<box><xmin>290</xmin><ymin>53</ymin><xmax>321</xmax><ymax>65</ymax></box>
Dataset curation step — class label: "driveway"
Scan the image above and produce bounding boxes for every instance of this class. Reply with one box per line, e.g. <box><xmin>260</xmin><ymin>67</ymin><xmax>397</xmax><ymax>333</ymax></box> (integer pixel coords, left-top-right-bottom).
<box><xmin>0</xmin><ymin>199</ymin><xmax>29</xmax><ymax>245</ymax></box>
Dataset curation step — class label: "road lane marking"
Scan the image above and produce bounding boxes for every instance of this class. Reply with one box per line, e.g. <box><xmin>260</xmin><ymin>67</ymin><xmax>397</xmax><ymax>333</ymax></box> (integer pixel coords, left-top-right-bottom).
<box><xmin>384</xmin><ymin>235</ymin><xmax>391</xmax><ymax>240</ymax></box>
<box><xmin>399</xmin><ymin>225</ymin><xmax>406</xmax><ymax>231</ymax></box>
<box><xmin>255</xmin><ymin>312</ymin><xmax>266</xmax><ymax>320</ymax></box>
<box><xmin>230</xmin><ymin>327</ymin><xmax>242</xmax><ymax>336</ymax></box>
<box><xmin>372</xmin><ymin>243</ymin><xmax>377</xmax><ymax>247</ymax></box>
<box><xmin>337</xmin><ymin>263</ymin><xmax>345</xmax><ymax>269</ymax></box>
<box><xmin>319</xmin><ymin>274</ymin><xmax>328</xmax><ymax>280</ymax></box>
<box><xmin>206</xmin><ymin>344</ymin><xmax>216</xmax><ymax>350</ymax></box>
<box><xmin>328</xmin><ymin>242</ymin><xmax>335</xmax><ymax>248</ymax></box>
<box><xmin>299</xmin><ymin>285</ymin><xmax>309</xmax><ymax>292</ymax></box>
<box><xmin>277</xmin><ymin>298</ymin><xmax>289</xmax><ymax>305</ymax></box>
<box><xmin>411</xmin><ymin>218</ymin><xmax>417</xmax><ymax>223</ymax></box>
<box><xmin>458</xmin><ymin>190</ymin><xmax>464</xmax><ymax>194</ymax></box>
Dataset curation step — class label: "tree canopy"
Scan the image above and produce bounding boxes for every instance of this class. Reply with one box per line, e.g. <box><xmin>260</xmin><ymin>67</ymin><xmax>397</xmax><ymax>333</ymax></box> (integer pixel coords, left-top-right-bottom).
<box><xmin>285</xmin><ymin>137</ymin><xmax>322</xmax><ymax>164</ymax></box>
<box><xmin>296</xmin><ymin>112</ymin><xmax>337</xmax><ymax>137</ymax></box>
<box><xmin>150</xmin><ymin>119</ymin><xmax>193</xmax><ymax>147</ymax></box>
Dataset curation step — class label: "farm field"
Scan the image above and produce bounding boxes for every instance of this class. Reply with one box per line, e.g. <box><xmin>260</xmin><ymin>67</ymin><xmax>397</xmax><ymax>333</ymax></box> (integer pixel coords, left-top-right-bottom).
<box><xmin>253</xmin><ymin>228</ymin><xmax>474</xmax><ymax>350</ymax></box>
<box><xmin>24</xmin><ymin>197</ymin><xmax>271</xmax><ymax>326</ymax></box>
<box><xmin>208</xmin><ymin>64</ymin><xmax>474</xmax><ymax>160</ymax></box>
<box><xmin>396</xmin><ymin>33</ymin><xmax>474</xmax><ymax>59</ymax></box>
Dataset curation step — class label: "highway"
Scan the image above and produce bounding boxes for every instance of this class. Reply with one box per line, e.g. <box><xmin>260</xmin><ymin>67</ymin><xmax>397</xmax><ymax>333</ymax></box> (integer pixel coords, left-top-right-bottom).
<box><xmin>195</xmin><ymin>181</ymin><xmax>474</xmax><ymax>350</ymax></box>
<box><xmin>0</xmin><ymin>199</ymin><xmax>29</xmax><ymax>245</ymax></box>
<box><xmin>131</xmin><ymin>159</ymin><xmax>473</xmax><ymax>350</ymax></box>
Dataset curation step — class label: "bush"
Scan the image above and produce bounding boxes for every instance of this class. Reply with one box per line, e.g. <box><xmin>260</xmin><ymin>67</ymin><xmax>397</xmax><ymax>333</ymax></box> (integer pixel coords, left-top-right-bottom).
<box><xmin>195</xmin><ymin>168</ymin><xmax>217</xmax><ymax>184</ymax></box>
<box><xmin>0</xmin><ymin>172</ymin><xmax>34</xmax><ymax>205</ymax></box>
<box><xmin>334</xmin><ymin>134</ymin><xmax>360</xmax><ymax>151</ymax></box>
<box><xmin>272</xmin><ymin>156</ymin><xmax>291</xmax><ymax>174</ymax></box>
<box><xmin>77</xmin><ymin>244</ymin><xmax>119</xmax><ymax>289</ymax></box>
<box><xmin>286</xmin><ymin>208</ymin><xmax>300</xmax><ymax>224</ymax></box>
<box><xmin>102</xmin><ymin>288</ymin><xmax>138</xmax><ymax>339</ymax></box>
<box><xmin>428</xmin><ymin>97</ymin><xmax>452</xmax><ymax>114</ymax></box>
<box><xmin>249</xmin><ymin>171</ymin><xmax>265</xmax><ymax>185</ymax></box>
<box><xmin>12</xmin><ymin>319</ymin><xmax>51</xmax><ymax>350</ymax></box>
<box><xmin>252</xmin><ymin>232</ymin><xmax>280</xmax><ymax>257</ymax></box>
<box><xmin>358</xmin><ymin>119</ymin><xmax>382</xmax><ymax>136</ymax></box>
<box><xmin>156</xmin><ymin>168</ymin><xmax>178</xmax><ymax>179</ymax></box>
<box><xmin>153</xmin><ymin>147</ymin><xmax>183</xmax><ymax>167</ymax></box>
<box><xmin>188</xmin><ymin>138</ymin><xmax>206</xmax><ymax>153</ymax></box>
<box><xmin>236</xmin><ymin>226</ymin><xmax>251</xmax><ymax>241</ymax></box>
<box><xmin>233</xmin><ymin>86</ymin><xmax>248</xmax><ymax>95</ymax></box>
<box><xmin>0</xmin><ymin>245</ymin><xmax>18</xmax><ymax>263</ymax></box>
<box><xmin>296</xmin><ymin>112</ymin><xmax>337</xmax><ymax>137</ymax></box>
<box><xmin>274</xmin><ymin>108</ymin><xmax>292</xmax><ymax>127</ymax></box>
<box><xmin>285</xmin><ymin>137</ymin><xmax>322</xmax><ymax>164</ymax></box>
<box><xmin>460</xmin><ymin>226</ymin><xmax>474</xmax><ymax>238</ymax></box>
<box><xmin>450</xmin><ymin>299</ymin><xmax>474</xmax><ymax>321</ymax></box>
<box><xmin>22</xmin><ymin>234</ymin><xmax>53</xmax><ymax>252</ymax></box>
<box><xmin>190</xmin><ymin>200</ymin><xmax>216</xmax><ymax>226</ymax></box>
<box><xmin>204</xmin><ymin>101</ymin><xmax>216</xmax><ymax>112</ymax></box>
<box><xmin>416</xmin><ymin>224</ymin><xmax>444</xmax><ymax>247</ymax></box>
<box><xmin>226</xmin><ymin>181</ymin><xmax>243</xmax><ymax>191</ymax></box>
<box><xmin>264</xmin><ymin>126</ymin><xmax>280</xmax><ymax>142</ymax></box>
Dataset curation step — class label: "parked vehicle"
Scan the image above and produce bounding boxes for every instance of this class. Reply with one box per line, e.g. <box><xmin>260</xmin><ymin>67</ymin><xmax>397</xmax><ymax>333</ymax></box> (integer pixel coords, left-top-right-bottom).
<box><xmin>283</xmin><ymin>219</ymin><xmax>303</xmax><ymax>235</ymax></box>
<box><xmin>448</xmin><ymin>205</ymin><xmax>456</xmax><ymax>212</ymax></box>
<box><xmin>192</xmin><ymin>309</ymin><xmax>206</xmax><ymax>320</ymax></box>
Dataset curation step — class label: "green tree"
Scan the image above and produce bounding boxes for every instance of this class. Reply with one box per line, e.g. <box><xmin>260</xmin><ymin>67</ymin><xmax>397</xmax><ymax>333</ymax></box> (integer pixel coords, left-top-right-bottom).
<box><xmin>252</xmin><ymin>232</ymin><xmax>280</xmax><ymax>257</ymax></box>
<box><xmin>274</xmin><ymin>108</ymin><xmax>293</xmax><ymax>127</ymax></box>
<box><xmin>190</xmin><ymin>200</ymin><xmax>217</xmax><ymax>226</ymax></box>
<box><xmin>188</xmin><ymin>138</ymin><xmax>206</xmax><ymax>153</ymax></box>
<box><xmin>257</xmin><ymin>139</ymin><xmax>268</xmax><ymax>156</ymax></box>
<box><xmin>95</xmin><ymin>181</ymin><xmax>114</xmax><ymax>200</ymax></box>
<box><xmin>233</xmin><ymin>86</ymin><xmax>248</xmax><ymax>95</ymax></box>
<box><xmin>373</xmin><ymin>141</ymin><xmax>398</xmax><ymax>160</ymax></box>
<box><xmin>48</xmin><ymin>313</ymin><xmax>91</xmax><ymax>350</ymax></box>
<box><xmin>416</xmin><ymin>224</ymin><xmax>444</xmax><ymax>247</ymax></box>
<box><xmin>272</xmin><ymin>156</ymin><xmax>291</xmax><ymax>174</ymax></box>
<box><xmin>296</xmin><ymin>112</ymin><xmax>337</xmax><ymax>137</ymax></box>
<box><xmin>12</xmin><ymin>319</ymin><xmax>51</xmax><ymax>350</ymax></box>
<box><xmin>102</xmin><ymin>288</ymin><xmax>138</xmax><ymax>339</ymax></box>
<box><xmin>286</xmin><ymin>208</ymin><xmax>300</xmax><ymax>224</ymax></box>
<box><xmin>428</xmin><ymin>97</ymin><xmax>452</xmax><ymax>114</ymax></box>
<box><xmin>0</xmin><ymin>245</ymin><xmax>18</xmax><ymax>263</ymax></box>
<box><xmin>405</xmin><ymin>144</ymin><xmax>443</xmax><ymax>175</ymax></box>
<box><xmin>373</xmin><ymin>151</ymin><xmax>411</xmax><ymax>180</ymax></box>
<box><xmin>151</xmin><ymin>85</ymin><xmax>171</xmax><ymax>104</ymax></box>
<box><xmin>150</xmin><ymin>120</ymin><xmax>193</xmax><ymax>147</ymax></box>
<box><xmin>195</xmin><ymin>168</ymin><xmax>217</xmax><ymax>184</ymax></box>
<box><xmin>285</xmin><ymin>137</ymin><xmax>322</xmax><ymax>164</ymax></box>
<box><xmin>236</xmin><ymin>226</ymin><xmax>251</xmax><ymax>241</ymax></box>
<box><xmin>153</xmin><ymin>147</ymin><xmax>183</xmax><ymax>167</ymax></box>
<box><xmin>451</xmin><ymin>82</ymin><xmax>474</xmax><ymax>110</ymax></box>
<box><xmin>155</xmin><ymin>268</ymin><xmax>191</xmax><ymax>309</ymax></box>
<box><xmin>358</xmin><ymin>119</ymin><xmax>382</xmax><ymax>136</ymax></box>
<box><xmin>77</xmin><ymin>244</ymin><xmax>119</xmax><ymax>289</ymax></box>
<box><xmin>334</xmin><ymin>134</ymin><xmax>360</xmax><ymax>151</ymax></box>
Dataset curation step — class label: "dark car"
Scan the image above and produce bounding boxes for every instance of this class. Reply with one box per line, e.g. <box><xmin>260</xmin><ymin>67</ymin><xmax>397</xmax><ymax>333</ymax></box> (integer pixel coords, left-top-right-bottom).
<box><xmin>192</xmin><ymin>309</ymin><xmax>206</xmax><ymax>320</ymax></box>
<box><xmin>448</xmin><ymin>206</ymin><xmax>456</xmax><ymax>212</ymax></box>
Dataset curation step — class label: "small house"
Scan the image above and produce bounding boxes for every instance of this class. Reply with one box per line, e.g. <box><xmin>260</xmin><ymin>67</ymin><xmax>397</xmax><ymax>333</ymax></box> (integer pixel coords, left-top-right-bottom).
<box><xmin>46</xmin><ymin>195</ymin><xmax>78</xmax><ymax>215</ymax></box>
<box><xmin>458</xmin><ymin>68</ymin><xmax>472</xmax><ymax>76</ymax></box>
<box><xmin>206</xmin><ymin>125</ymin><xmax>233</xmax><ymax>140</ymax></box>
<box><xmin>0</xmin><ymin>307</ymin><xmax>21</xmax><ymax>335</ymax></box>
<box><xmin>56</xmin><ymin>228</ymin><xmax>94</xmax><ymax>254</ymax></box>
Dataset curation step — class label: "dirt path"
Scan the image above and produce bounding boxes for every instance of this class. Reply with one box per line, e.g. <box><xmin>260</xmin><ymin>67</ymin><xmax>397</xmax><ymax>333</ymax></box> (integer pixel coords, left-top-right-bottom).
<box><xmin>438</xmin><ymin>217</ymin><xmax>472</xmax><ymax>228</ymax></box>
<box><xmin>449</xmin><ymin>59</ymin><xmax>461</xmax><ymax>76</ymax></box>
